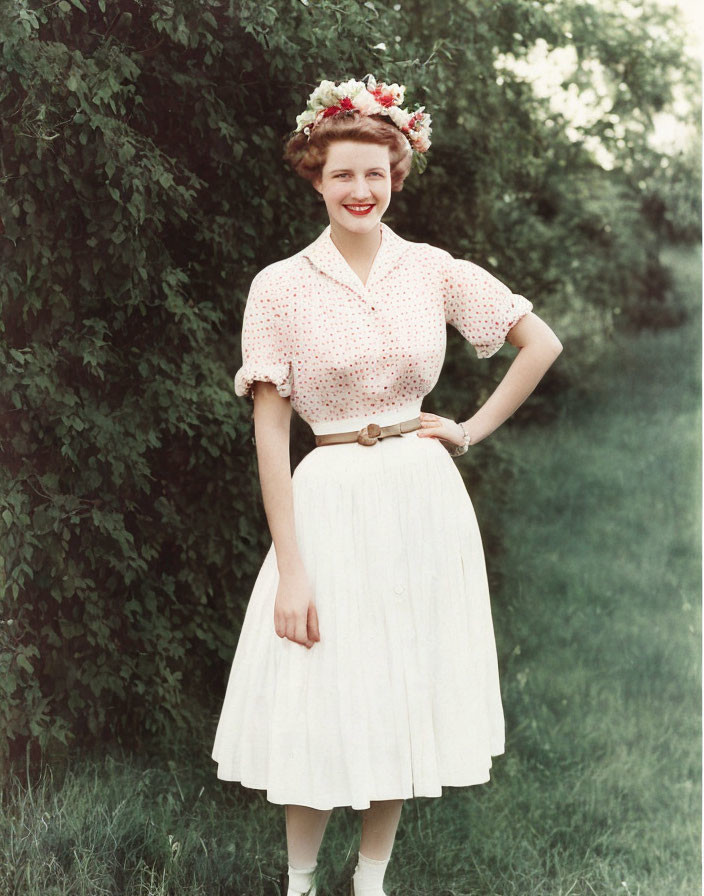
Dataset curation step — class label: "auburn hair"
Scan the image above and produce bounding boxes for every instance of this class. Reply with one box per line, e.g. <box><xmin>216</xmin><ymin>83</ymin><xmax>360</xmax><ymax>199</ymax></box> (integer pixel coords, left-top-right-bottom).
<box><xmin>284</xmin><ymin>112</ymin><xmax>413</xmax><ymax>192</ymax></box>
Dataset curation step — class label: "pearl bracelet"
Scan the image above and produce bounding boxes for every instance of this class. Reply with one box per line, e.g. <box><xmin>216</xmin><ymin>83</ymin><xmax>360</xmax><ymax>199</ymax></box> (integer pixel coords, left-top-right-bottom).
<box><xmin>448</xmin><ymin>421</ymin><xmax>472</xmax><ymax>457</ymax></box>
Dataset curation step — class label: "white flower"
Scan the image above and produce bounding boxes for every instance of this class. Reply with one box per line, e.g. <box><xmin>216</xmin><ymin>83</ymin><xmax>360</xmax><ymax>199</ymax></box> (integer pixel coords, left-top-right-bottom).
<box><xmin>336</xmin><ymin>79</ymin><xmax>366</xmax><ymax>101</ymax></box>
<box><xmin>409</xmin><ymin>131</ymin><xmax>431</xmax><ymax>152</ymax></box>
<box><xmin>309</xmin><ymin>80</ymin><xmax>339</xmax><ymax>109</ymax></box>
<box><xmin>353</xmin><ymin>90</ymin><xmax>382</xmax><ymax>115</ymax></box>
<box><xmin>295</xmin><ymin>108</ymin><xmax>317</xmax><ymax>130</ymax></box>
<box><xmin>385</xmin><ymin>82</ymin><xmax>406</xmax><ymax>104</ymax></box>
<box><xmin>386</xmin><ymin>105</ymin><xmax>411</xmax><ymax>129</ymax></box>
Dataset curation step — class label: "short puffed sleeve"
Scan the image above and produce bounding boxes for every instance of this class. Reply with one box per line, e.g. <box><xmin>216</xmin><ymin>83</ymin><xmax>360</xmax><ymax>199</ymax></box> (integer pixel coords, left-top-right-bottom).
<box><xmin>233</xmin><ymin>270</ymin><xmax>294</xmax><ymax>399</ymax></box>
<box><xmin>441</xmin><ymin>250</ymin><xmax>533</xmax><ymax>359</ymax></box>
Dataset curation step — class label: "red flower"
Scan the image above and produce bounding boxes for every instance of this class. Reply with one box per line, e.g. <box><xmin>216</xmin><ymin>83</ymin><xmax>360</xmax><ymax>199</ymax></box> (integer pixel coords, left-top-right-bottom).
<box><xmin>323</xmin><ymin>97</ymin><xmax>355</xmax><ymax>118</ymax></box>
<box><xmin>371</xmin><ymin>86</ymin><xmax>395</xmax><ymax>107</ymax></box>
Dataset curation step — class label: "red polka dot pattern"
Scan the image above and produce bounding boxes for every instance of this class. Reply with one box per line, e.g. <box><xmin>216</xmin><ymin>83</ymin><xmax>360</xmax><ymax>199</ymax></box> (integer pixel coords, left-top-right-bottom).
<box><xmin>234</xmin><ymin>222</ymin><xmax>533</xmax><ymax>425</ymax></box>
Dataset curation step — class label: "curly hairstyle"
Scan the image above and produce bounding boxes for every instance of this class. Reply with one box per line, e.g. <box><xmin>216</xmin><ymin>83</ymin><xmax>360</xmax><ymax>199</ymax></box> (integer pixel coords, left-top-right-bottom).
<box><xmin>284</xmin><ymin>112</ymin><xmax>413</xmax><ymax>192</ymax></box>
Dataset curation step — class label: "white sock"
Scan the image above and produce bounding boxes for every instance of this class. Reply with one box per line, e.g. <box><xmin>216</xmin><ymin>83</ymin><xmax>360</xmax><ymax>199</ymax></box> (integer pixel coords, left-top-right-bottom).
<box><xmin>287</xmin><ymin>862</ymin><xmax>317</xmax><ymax>896</ymax></box>
<box><xmin>352</xmin><ymin>852</ymin><xmax>390</xmax><ymax>896</ymax></box>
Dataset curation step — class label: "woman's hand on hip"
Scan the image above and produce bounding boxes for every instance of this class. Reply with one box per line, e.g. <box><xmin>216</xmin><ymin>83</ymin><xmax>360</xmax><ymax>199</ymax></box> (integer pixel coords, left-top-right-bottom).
<box><xmin>274</xmin><ymin>561</ymin><xmax>320</xmax><ymax>649</ymax></box>
<box><xmin>416</xmin><ymin>411</ymin><xmax>465</xmax><ymax>447</ymax></box>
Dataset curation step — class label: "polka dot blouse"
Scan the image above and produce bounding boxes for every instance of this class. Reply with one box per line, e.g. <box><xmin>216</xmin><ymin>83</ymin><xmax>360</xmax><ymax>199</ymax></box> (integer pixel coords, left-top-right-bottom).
<box><xmin>234</xmin><ymin>222</ymin><xmax>533</xmax><ymax>433</ymax></box>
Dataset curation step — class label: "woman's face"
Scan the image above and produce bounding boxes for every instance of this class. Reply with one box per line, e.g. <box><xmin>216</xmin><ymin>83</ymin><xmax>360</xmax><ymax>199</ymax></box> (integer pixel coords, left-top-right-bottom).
<box><xmin>314</xmin><ymin>140</ymin><xmax>392</xmax><ymax>237</ymax></box>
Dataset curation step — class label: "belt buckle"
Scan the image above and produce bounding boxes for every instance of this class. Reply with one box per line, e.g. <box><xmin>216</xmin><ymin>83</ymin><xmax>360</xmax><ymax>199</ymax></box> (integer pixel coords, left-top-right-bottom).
<box><xmin>357</xmin><ymin>423</ymin><xmax>381</xmax><ymax>445</ymax></box>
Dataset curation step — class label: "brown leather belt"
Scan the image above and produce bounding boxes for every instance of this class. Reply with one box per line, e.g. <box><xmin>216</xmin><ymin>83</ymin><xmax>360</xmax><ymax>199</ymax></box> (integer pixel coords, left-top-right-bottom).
<box><xmin>315</xmin><ymin>416</ymin><xmax>422</xmax><ymax>447</ymax></box>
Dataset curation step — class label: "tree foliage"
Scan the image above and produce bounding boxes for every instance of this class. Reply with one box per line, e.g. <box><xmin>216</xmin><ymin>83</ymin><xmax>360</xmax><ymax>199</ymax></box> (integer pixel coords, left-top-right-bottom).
<box><xmin>0</xmin><ymin>0</ymin><xmax>698</xmax><ymax>764</ymax></box>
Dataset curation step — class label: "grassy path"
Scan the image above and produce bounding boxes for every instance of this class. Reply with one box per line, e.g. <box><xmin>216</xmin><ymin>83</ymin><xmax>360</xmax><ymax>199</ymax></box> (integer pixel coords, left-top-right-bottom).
<box><xmin>1</xmin><ymin>249</ymin><xmax>700</xmax><ymax>895</ymax></box>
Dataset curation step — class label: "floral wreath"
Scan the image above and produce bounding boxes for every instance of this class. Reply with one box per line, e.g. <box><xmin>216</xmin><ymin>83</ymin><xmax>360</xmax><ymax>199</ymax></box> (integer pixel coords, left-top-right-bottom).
<box><xmin>294</xmin><ymin>74</ymin><xmax>432</xmax><ymax>168</ymax></box>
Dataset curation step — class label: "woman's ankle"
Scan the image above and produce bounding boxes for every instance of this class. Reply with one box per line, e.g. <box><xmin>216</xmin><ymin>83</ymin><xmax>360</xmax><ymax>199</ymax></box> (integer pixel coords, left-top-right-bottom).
<box><xmin>287</xmin><ymin>861</ymin><xmax>317</xmax><ymax>896</ymax></box>
<box><xmin>352</xmin><ymin>851</ymin><xmax>390</xmax><ymax>896</ymax></box>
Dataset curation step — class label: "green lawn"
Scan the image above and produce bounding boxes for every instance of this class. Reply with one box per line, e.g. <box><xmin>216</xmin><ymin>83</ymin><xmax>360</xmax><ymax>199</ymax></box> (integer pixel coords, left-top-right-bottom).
<box><xmin>1</xmin><ymin>247</ymin><xmax>700</xmax><ymax>895</ymax></box>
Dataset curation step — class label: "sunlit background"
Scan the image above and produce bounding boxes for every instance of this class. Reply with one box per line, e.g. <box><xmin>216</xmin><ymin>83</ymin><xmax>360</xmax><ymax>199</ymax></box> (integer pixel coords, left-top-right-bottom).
<box><xmin>495</xmin><ymin>0</ymin><xmax>700</xmax><ymax>166</ymax></box>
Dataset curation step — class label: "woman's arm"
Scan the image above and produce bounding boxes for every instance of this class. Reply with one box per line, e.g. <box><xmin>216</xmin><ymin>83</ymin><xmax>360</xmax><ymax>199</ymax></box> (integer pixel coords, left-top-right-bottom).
<box><xmin>417</xmin><ymin>311</ymin><xmax>563</xmax><ymax>446</ymax></box>
<box><xmin>252</xmin><ymin>381</ymin><xmax>320</xmax><ymax>648</ymax></box>
<box><xmin>463</xmin><ymin>311</ymin><xmax>562</xmax><ymax>444</ymax></box>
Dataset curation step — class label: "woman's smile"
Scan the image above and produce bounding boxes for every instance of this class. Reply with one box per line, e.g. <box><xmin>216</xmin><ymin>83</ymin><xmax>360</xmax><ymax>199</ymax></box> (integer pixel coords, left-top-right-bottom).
<box><xmin>344</xmin><ymin>203</ymin><xmax>375</xmax><ymax>216</ymax></box>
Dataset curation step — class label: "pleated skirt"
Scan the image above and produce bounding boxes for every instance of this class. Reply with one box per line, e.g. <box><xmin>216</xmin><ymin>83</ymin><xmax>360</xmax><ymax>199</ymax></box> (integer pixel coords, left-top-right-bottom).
<box><xmin>211</xmin><ymin>414</ymin><xmax>505</xmax><ymax>810</ymax></box>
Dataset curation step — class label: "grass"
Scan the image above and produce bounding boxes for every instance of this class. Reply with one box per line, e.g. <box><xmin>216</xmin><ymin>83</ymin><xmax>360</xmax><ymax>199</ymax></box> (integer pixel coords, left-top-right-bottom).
<box><xmin>1</xmin><ymin>246</ymin><xmax>700</xmax><ymax>895</ymax></box>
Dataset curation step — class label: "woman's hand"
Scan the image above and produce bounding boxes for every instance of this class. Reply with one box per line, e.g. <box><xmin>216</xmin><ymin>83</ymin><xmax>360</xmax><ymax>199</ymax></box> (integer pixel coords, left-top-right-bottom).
<box><xmin>274</xmin><ymin>560</ymin><xmax>320</xmax><ymax>649</ymax></box>
<box><xmin>416</xmin><ymin>411</ymin><xmax>465</xmax><ymax>447</ymax></box>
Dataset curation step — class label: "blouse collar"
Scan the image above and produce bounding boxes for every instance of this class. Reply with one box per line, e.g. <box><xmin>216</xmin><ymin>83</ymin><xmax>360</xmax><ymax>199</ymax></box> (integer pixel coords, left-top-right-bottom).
<box><xmin>300</xmin><ymin>221</ymin><xmax>412</xmax><ymax>296</ymax></box>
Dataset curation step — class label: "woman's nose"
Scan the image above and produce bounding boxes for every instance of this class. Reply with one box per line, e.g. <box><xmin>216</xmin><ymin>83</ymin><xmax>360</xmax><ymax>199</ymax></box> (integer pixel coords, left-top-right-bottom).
<box><xmin>350</xmin><ymin>177</ymin><xmax>372</xmax><ymax>199</ymax></box>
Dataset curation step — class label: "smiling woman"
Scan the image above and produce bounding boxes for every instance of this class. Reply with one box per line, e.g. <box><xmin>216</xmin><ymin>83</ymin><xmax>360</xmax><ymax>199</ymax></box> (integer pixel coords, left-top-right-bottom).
<box><xmin>211</xmin><ymin>75</ymin><xmax>563</xmax><ymax>896</ymax></box>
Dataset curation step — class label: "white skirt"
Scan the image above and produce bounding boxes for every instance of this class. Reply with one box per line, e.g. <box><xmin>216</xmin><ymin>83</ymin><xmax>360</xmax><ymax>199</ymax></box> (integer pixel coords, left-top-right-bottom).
<box><xmin>211</xmin><ymin>405</ymin><xmax>505</xmax><ymax>810</ymax></box>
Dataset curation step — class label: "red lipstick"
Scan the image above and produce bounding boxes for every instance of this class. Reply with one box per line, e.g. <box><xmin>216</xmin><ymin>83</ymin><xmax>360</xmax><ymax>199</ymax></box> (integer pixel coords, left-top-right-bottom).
<box><xmin>344</xmin><ymin>204</ymin><xmax>375</xmax><ymax>216</ymax></box>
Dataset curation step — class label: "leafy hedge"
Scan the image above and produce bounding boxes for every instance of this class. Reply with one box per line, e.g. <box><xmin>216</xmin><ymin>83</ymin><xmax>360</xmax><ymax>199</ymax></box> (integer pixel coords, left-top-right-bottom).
<box><xmin>0</xmin><ymin>0</ymin><xmax>697</xmax><ymax>766</ymax></box>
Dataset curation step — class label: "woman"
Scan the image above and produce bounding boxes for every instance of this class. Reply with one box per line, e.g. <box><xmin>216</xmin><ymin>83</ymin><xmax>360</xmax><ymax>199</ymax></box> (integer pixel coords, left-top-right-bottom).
<box><xmin>211</xmin><ymin>75</ymin><xmax>563</xmax><ymax>896</ymax></box>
